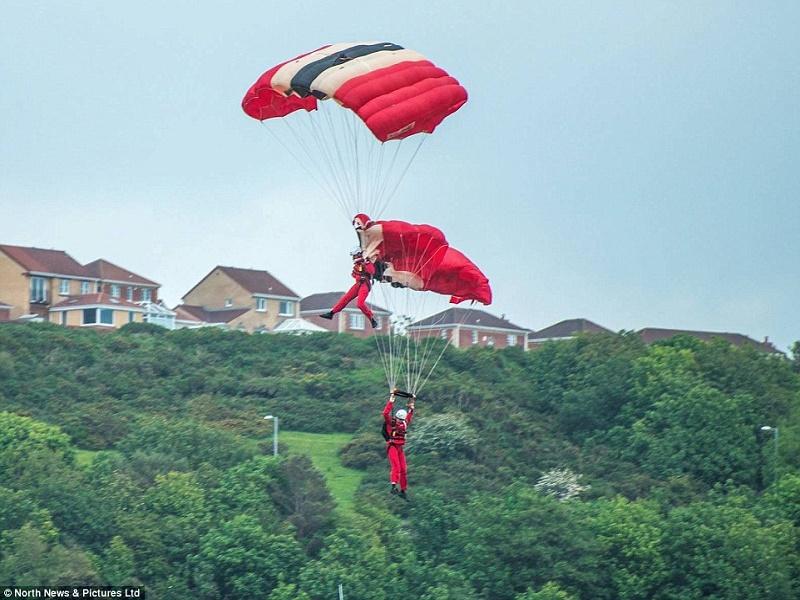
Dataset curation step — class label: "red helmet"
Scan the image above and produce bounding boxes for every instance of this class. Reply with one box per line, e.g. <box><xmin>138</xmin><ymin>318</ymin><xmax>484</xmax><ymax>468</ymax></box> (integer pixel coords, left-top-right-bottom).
<box><xmin>352</xmin><ymin>213</ymin><xmax>372</xmax><ymax>230</ymax></box>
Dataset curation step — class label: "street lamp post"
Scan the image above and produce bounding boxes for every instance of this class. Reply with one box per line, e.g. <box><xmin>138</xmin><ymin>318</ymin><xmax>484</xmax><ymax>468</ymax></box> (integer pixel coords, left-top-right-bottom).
<box><xmin>264</xmin><ymin>415</ymin><xmax>279</xmax><ymax>457</ymax></box>
<box><xmin>759</xmin><ymin>425</ymin><xmax>779</xmax><ymax>487</ymax></box>
<box><xmin>760</xmin><ymin>425</ymin><xmax>779</xmax><ymax>461</ymax></box>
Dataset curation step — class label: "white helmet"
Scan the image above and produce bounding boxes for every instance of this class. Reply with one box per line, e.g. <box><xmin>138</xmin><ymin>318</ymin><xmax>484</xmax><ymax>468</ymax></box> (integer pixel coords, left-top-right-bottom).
<box><xmin>395</xmin><ymin>409</ymin><xmax>408</xmax><ymax>420</ymax></box>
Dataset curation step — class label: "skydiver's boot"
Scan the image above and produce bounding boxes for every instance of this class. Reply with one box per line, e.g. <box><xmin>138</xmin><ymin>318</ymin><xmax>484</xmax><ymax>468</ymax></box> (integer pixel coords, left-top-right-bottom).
<box><xmin>399</xmin><ymin>490</ymin><xmax>409</xmax><ymax>501</ymax></box>
<box><xmin>370</xmin><ymin>317</ymin><xmax>378</xmax><ymax>329</ymax></box>
<box><xmin>320</xmin><ymin>311</ymin><xmax>334</xmax><ymax>320</ymax></box>
<box><xmin>390</xmin><ymin>483</ymin><xmax>399</xmax><ymax>495</ymax></box>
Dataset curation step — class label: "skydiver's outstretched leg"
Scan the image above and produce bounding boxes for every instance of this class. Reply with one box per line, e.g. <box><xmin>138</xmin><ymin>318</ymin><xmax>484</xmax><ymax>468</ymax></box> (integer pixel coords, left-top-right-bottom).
<box><xmin>320</xmin><ymin>283</ymin><xmax>360</xmax><ymax>319</ymax></box>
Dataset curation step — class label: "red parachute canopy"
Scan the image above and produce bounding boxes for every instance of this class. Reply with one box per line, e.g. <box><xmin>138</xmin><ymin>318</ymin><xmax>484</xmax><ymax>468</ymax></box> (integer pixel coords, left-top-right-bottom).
<box><xmin>357</xmin><ymin>217</ymin><xmax>491</xmax><ymax>305</ymax></box>
<box><xmin>242</xmin><ymin>42</ymin><xmax>468</xmax><ymax>142</ymax></box>
<box><xmin>425</xmin><ymin>247</ymin><xmax>492</xmax><ymax>305</ymax></box>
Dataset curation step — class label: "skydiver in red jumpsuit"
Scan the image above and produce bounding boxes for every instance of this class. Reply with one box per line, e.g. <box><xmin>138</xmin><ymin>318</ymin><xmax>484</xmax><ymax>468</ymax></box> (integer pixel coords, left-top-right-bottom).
<box><xmin>383</xmin><ymin>389</ymin><xmax>415</xmax><ymax>500</ymax></box>
<box><xmin>320</xmin><ymin>248</ymin><xmax>378</xmax><ymax>328</ymax></box>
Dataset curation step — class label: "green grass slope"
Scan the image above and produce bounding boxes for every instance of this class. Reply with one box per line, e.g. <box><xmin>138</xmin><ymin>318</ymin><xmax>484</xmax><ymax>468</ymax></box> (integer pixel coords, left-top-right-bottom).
<box><xmin>279</xmin><ymin>430</ymin><xmax>364</xmax><ymax>515</ymax></box>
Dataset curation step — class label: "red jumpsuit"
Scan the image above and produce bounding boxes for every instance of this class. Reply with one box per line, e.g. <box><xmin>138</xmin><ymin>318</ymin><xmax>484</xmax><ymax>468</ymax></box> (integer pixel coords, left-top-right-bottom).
<box><xmin>330</xmin><ymin>259</ymin><xmax>375</xmax><ymax>320</ymax></box>
<box><xmin>383</xmin><ymin>399</ymin><xmax>414</xmax><ymax>491</ymax></box>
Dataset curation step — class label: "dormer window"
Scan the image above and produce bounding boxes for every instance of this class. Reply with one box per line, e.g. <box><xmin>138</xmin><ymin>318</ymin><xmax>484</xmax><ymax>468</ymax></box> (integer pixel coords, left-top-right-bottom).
<box><xmin>225</xmin><ymin>298</ymin><xmax>233</xmax><ymax>308</ymax></box>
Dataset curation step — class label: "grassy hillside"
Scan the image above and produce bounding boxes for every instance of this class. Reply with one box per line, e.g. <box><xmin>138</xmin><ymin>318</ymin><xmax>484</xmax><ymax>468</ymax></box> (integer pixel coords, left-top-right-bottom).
<box><xmin>279</xmin><ymin>430</ymin><xmax>364</xmax><ymax>515</ymax></box>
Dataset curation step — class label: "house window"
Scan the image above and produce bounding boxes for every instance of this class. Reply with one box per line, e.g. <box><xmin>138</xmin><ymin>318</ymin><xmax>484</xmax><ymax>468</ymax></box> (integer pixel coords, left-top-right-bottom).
<box><xmin>30</xmin><ymin>277</ymin><xmax>47</xmax><ymax>303</ymax></box>
<box><xmin>256</xmin><ymin>297</ymin><xmax>267</xmax><ymax>312</ymax></box>
<box><xmin>440</xmin><ymin>329</ymin><xmax>449</xmax><ymax>340</ymax></box>
<box><xmin>349</xmin><ymin>313</ymin><xmax>365</xmax><ymax>330</ymax></box>
<box><xmin>279</xmin><ymin>301</ymin><xmax>293</xmax><ymax>316</ymax></box>
<box><xmin>373</xmin><ymin>315</ymin><xmax>382</xmax><ymax>329</ymax></box>
<box><xmin>60</xmin><ymin>311</ymin><xmax>67</xmax><ymax>325</ymax></box>
<box><xmin>59</xmin><ymin>279</ymin><xmax>70</xmax><ymax>295</ymax></box>
<box><xmin>507</xmin><ymin>334</ymin><xmax>518</xmax><ymax>347</ymax></box>
<box><xmin>83</xmin><ymin>308</ymin><xmax>97</xmax><ymax>324</ymax></box>
<box><xmin>100</xmin><ymin>309</ymin><xmax>113</xmax><ymax>325</ymax></box>
<box><xmin>96</xmin><ymin>282</ymin><xmax>102</xmax><ymax>292</ymax></box>
<box><xmin>128</xmin><ymin>311</ymin><xmax>135</xmax><ymax>323</ymax></box>
<box><xmin>487</xmin><ymin>336</ymin><xmax>495</xmax><ymax>347</ymax></box>
<box><xmin>471</xmin><ymin>330</ymin><xmax>478</xmax><ymax>345</ymax></box>
<box><xmin>127</xmin><ymin>287</ymin><xmax>134</xmax><ymax>301</ymax></box>
<box><xmin>110</xmin><ymin>284</ymin><xmax>120</xmax><ymax>298</ymax></box>
<box><xmin>141</xmin><ymin>289</ymin><xmax>151</xmax><ymax>302</ymax></box>
<box><xmin>224</xmin><ymin>298</ymin><xmax>232</xmax><ymax>307</ymax></box>
<box><xmin>81</xmin><ymin>281</ymin><xmax>90</xmax><ymax>294</ymax></box>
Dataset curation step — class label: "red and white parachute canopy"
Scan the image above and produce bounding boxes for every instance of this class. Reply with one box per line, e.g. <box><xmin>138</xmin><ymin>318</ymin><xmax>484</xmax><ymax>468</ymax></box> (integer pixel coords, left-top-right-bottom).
<box><xmin>242</xmin><ymin>42</ymin><xmax>468</xmax><ymax>218</ymax></box>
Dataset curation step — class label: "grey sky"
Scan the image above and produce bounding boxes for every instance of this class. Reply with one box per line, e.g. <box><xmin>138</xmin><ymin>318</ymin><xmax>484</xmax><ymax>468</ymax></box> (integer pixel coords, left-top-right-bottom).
<box><xmin>1</xmin><ymin>1</ymin><xmax>798</xmax><ymax>350</ymax></box>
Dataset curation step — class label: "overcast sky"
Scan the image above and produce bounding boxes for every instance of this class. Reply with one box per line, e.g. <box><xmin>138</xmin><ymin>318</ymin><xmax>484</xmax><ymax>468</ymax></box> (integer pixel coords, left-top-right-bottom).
<box><xmin>1</xmin><ymin>1</ymin><xmax>798</xmax><ymax>350</ymax></box>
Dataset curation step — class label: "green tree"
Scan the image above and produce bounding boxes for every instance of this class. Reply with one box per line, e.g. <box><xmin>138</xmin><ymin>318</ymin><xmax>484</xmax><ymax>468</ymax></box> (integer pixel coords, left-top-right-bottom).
<box><xmin>591</xmin><ymin>497</ymin><xmax>667</xmax><ymax>600</ymax></box>
<box><xmin>192</xmin><ymin>515</ymin><xmax>304</xmax><ymax>600</ymax></box>
<box><xmin>298</xmin><ymin>528</ymin><xmax>398</xmax><ymax>600</ymax></box>
<box><xmin>447</xmin><ymin>483</ymin><xmax>604</xmax><ymax>600</ymax></box>
<box><xmin>99</xmin><ymin>536</ymin><xmax>136</xmax><ymax>586</ymax></box>
<box><xmin>660</xmin><ymin>501</ymin><xmax>797</xmax><ymax>599</ymax></box>
<box><xmin>0</xmin><ymin>523</ymin><xmax>99</xmax><ymax>585</ymax></box>
<box><xmin>515</xmin><ymin>582</ymin><xmax>578</xmax><ymax>600</ymax></box>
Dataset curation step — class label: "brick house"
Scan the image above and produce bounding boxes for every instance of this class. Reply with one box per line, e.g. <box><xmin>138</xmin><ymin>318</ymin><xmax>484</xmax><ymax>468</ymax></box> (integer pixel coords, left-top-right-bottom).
<box><xmin>407</xmin><ymin>307</ymin><xmax>530</xmax><ymax>349</ymax></box>
<box><xmin>638</xmin><ymin>327</ymin><xmax>782</xmax><ymax>354</ymax></box>
<box><xmin>0</xmin><ymin>244</ymin><xmax>158</xmax><ymax>328</ymax></box>
<box><xmin>527</xmin><ymin>318</ymin><xmax>612</xmax><ymax>349</ymax></box>
<box><xmin>177</xmin><ymin>266</ymin><xmax>300</xmax><ymax>332</ymax></box>
<box><xmin>300</xmin><ymin>292</ymin><xmax>391</xmax><ymax>338</ymax></box>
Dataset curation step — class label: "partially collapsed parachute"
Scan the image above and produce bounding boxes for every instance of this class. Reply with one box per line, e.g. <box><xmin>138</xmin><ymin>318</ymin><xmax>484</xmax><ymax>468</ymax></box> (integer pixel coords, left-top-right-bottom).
<box><xmin>356</xmin><ymin>215</ymin><xmax>492</xmax><ymax>305</ymax></box>
<box><xmin>242</xmin><ymin>42</ymin><xmax>468</xmax><ymax>217</ymax></box>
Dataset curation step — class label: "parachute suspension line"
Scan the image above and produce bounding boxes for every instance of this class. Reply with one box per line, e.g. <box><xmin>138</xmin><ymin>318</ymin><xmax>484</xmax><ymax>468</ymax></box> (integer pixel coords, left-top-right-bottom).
<box><xmin>373</xmin><ymin>322</ymin><xmax>396</xmax><ymax>390</ymax></box>
<box><xmin>273</xmin><ymin>112</ymin><xmax>350</xmax><ymax>221</ymax></box>
<box><xmin>261</xmin><ymin>120</ymin><xmax>344</xmax><ymax>217</ymax></box>
<box><xmin>316</xmin><ymin>104</ymin><xmax>358</xmax><ymax>218</ymax></box>
<box><xmin>415</xmin><ymin>304</ymin><xmax>474</xmax><ymax>395</ymax></box>
<box><xmin>374</xmin><ymin>135</ymin><xmax>426</xmax><ymax>220</ymax></box>
<box><xmin>370</xmin><ymin>139</ymin><xmax>404</xmax><ymax>219</ymax></box>
<box><xmin>403</xmin><ymin>232</ymin><xmax>450</xmax><ymax>392</ymax></box>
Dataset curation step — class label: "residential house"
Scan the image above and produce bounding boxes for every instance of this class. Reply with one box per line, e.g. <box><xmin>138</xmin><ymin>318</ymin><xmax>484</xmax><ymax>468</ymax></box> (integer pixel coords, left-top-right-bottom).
<box><xmin>638</xmin><ymin>327</ymin><xmax>782</xmax><ymax>354</ymax></box>
<box><xmin>407</xmin><ymin>307</ymin><xmax>530</xmax><ymax>349</ymax></box>
<box><xmin>83</xmin><ymin>259</ymin><xmax>160</xmax><ymax>304</ymax></box>
<box><xmin>527</xmin><ymin>318</ymin><xmax>612</xmax><ymax>349</ymax></box>
<box><xmin>301</xmin><ymin>292</ymin><xmax>391</xmax><ymax>338</ymax></box>
<box><xmin>0</xmin><ymin>244</ymin><xmax>158</xmax><ymax>328</ymax></box>
<box><xmin>177</xmin><ymin>266</ymin><xmax>300</xmax><ymax>332</ymax></box>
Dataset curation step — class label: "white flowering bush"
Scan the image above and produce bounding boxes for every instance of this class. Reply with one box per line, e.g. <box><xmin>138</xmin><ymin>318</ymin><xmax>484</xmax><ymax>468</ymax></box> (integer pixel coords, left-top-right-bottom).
<box><xmin>405</xmin><ymin>413</ymin><xmax>478</xmax><ymax>457</ymax></box>
<box><xmin>534</xmin><ymin>468</ymin><xmax>589</xmax><ymax>502</ymax></box>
